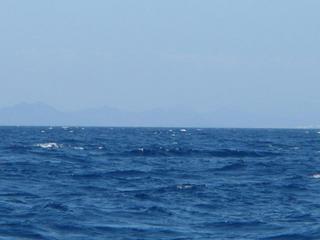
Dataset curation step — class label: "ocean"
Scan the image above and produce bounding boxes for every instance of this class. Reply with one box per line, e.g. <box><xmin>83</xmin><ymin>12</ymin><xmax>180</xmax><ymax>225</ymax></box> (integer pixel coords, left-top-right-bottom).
<box><xmin>0</xmin><ymin>127</ymin><xmax>319</xmax><ymax>240</ymax></box>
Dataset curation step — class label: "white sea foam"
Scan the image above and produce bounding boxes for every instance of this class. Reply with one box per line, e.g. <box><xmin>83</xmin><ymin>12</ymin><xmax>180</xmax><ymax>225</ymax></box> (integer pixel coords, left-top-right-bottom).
<box><xmin>36</xmin><ymin>143</ymin><xmax>60</xmax><ymax>149</ymax></box>
<box><xmin>98</xmin><ymin>146</ymin><xmax>104</xmax><ymax>150</ymax></box>
<box><xmin>74</xmin><ymin>147</ymin><xmax>84</xmax><ymax>150</ymax></box>
<box><xmin>312</xmin><ymin>174</ymin><xmax>320</xmax><ymax>179</ymax></box>
<box><xmin>177</xmin><ymin>184</ymin><xmax>193</xmax><ymax>190</ymax></box>
<box><xmin>180</xmin><ymin>129</ymin><xmax>187</xmax><ymax>132</ymax></box>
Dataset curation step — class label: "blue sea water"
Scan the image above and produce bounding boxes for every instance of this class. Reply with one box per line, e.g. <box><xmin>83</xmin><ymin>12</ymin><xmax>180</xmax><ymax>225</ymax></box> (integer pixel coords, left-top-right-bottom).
<box><xmin>0</xmin><ymin>127</ymin><xmax>320</xmax><ymax>240</ymax></box>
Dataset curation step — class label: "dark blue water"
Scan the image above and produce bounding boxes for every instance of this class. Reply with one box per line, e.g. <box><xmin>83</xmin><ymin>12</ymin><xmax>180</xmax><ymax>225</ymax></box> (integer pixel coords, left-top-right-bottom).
<box><xmin>1</xmin><ymin>127</ymin><xmax>320</xmax><ymax>240</ymax></box>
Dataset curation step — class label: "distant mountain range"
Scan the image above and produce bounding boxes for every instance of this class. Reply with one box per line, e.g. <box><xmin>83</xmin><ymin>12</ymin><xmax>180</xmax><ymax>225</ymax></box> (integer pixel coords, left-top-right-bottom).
<box><xmin>0</xmin><ymin>102</ymin><xmax>212</xmax><ymax>127</ymax></box>
<box><xmin>0</xmin><ymin>102</ymin><xmax>319</xmax><ymax>128</ymax></box>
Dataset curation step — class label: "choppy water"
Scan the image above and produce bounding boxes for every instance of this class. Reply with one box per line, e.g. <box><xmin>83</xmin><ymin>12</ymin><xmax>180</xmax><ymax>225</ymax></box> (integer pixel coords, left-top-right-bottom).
<box><xmin>0</xmin><ymin>127</ymin><xmax>320</xmax><ymax>239</ymax></box>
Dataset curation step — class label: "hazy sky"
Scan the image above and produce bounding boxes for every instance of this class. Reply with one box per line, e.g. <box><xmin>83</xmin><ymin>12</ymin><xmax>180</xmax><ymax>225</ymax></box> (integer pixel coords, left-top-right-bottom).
<box><xmin>1</xmin><ymin>0</ymin><xmax>319</xmax><ymax>116</ymax></box>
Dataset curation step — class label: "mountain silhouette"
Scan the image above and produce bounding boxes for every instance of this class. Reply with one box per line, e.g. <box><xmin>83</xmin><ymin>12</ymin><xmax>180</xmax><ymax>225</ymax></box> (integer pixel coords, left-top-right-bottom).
<box><xmin>0</xmin><ymin>102</ymin><xmax>209</xmax><ymax>127</ymax></box>
<box><xmin>0</xmin><ymin>102</ymin><xmax>318</xmax><ymax>128</ymax></box>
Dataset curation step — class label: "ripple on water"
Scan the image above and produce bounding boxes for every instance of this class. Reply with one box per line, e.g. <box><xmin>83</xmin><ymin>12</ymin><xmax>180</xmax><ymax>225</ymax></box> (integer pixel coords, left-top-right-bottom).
<box><xmin>0</xmin><ymin>127</ymin><xmax>319</xmax><ymax>239</ymax></box>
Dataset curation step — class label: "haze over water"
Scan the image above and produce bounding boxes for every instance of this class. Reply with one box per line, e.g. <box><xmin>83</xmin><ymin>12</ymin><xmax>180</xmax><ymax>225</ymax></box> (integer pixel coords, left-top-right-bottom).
<box><xmin>1</xmin><ymin>1</ymin><xmax>320</xmax><ymax>128</ymax></box>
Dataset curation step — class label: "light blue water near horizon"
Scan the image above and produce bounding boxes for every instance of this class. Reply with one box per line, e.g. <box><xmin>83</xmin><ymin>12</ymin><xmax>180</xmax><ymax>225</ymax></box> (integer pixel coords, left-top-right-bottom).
<box><xmin>0</xmin><ymin>127</ymin><xmax>320</xmax><ymax>239</ymax></box>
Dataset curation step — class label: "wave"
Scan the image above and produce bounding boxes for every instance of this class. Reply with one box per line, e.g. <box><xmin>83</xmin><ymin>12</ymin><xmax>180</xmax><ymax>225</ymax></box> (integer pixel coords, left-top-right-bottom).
<box><xmin>214</xmin><ymin>161</ymin><xmax>247</xmax><ymax>171</ymax></box>
<box><xmin>200</xmin><ymin>220</ymin><xmax>266</xmax><ymax>229</ymax></box>
<box><xmin>72</xmin><ymin>170</ymin><xmax>148</xmax><ymax>180</ymax></box>
<box><xmin>153</xmin><ymin>184</ymin><xmax>207</xmax><ymax>194</ymax></box>
<box><xmin>1</xmin><ymin>127</ymin><xmax>318</xmax><ymax>239</ymax></box>
<box><xmin>4</xmin><ymin>144</ymin><xmax>32</xmax><ymax>153</ymax></box>
<box><xmin>260</xmin><ymin>233</ymin><xmax>314</xmax><ymax>240</ymax></box>
<box><xmin>125</xmin><ymin>147</ymin><xmax>280</xmax><ymax>158</ymax></box>
<box><xmin>312</xmin><ymin>173</ymin><xmax>320</xmax><ymax>179</ymax></box>
<box><xmin>35</xmin><ymin>142</ymin><xmax>60</xmax><ymax>149</ymax></box>
<box><xmin>43</xmin><ymin>202</ymin><xmax>69</xmax><ymax>212</ymax></box>
<box><xmin>9</xmin><ymin>144</ymin><xmax>280</xmax><ymax>159</ymax></box>
<box><xmin>0</xmin><ymin>228</ymin><xmax>47</xmax><ymax>240</ymax></box>
<box><xmin>73</xmin><ymin>146</ymin><xmax>84</xmax><ymax>150</ymax></box>
<box><xmin>142</xmin><ymin>206</ymin><xmax>173</xmax><ymax>216</ymax></box>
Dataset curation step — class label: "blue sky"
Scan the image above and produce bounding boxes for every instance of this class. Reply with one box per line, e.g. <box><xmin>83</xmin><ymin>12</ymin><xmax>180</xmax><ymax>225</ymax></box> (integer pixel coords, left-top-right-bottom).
<box><xmin>0</xmin><ymin>1</ymin><xmax>319</xmax><ymax>124</ymax></box>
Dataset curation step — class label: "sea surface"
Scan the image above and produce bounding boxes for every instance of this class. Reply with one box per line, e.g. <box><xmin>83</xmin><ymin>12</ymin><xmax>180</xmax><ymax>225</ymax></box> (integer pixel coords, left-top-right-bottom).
<box><xmin>0</xmin><ymin>127</ymin><xmax>320</xmax><ymax>240</ymax></box>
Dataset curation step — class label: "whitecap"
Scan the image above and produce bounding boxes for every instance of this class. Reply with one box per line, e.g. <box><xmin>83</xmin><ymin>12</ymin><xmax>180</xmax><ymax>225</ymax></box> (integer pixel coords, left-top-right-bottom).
<box><xmin>36</xmin><ymin>143</ymin><xmax>60</xmax><ymax>149</ymax></box>
<box><xmin>98</xmin><ymin>146</ymin><xmax>104</xmax><ymax>150</ymax></box>
<box><xmin>74</xmin><ymin>147</ymin><xmax>84</xmax><ymax>150</ymax></box>
<box><xmin>312</xmin><ymin>174</ymin><xmax>320</xmax><ymax>179</ymax></box>
<box><xmin>41</xmin><ymin>130</ymin><xmax>46</xmax><ymax>133</ymax></box>
<box><xmin>180</xmin><ymin>129</ymin><xmax>187</xmax><ymax>132</ymax></box>
<box><xmin>176</xmin><ymin>184</ymin><xmax>193</xmax><ymax>190</ymax></box>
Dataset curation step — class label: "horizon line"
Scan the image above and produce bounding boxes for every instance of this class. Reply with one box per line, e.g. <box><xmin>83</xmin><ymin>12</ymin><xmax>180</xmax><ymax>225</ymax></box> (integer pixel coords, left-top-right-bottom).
<box><xmin>0</xmin><ymin>125</ymin><xmax>318</xmax><ymax>130</ymax></box>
